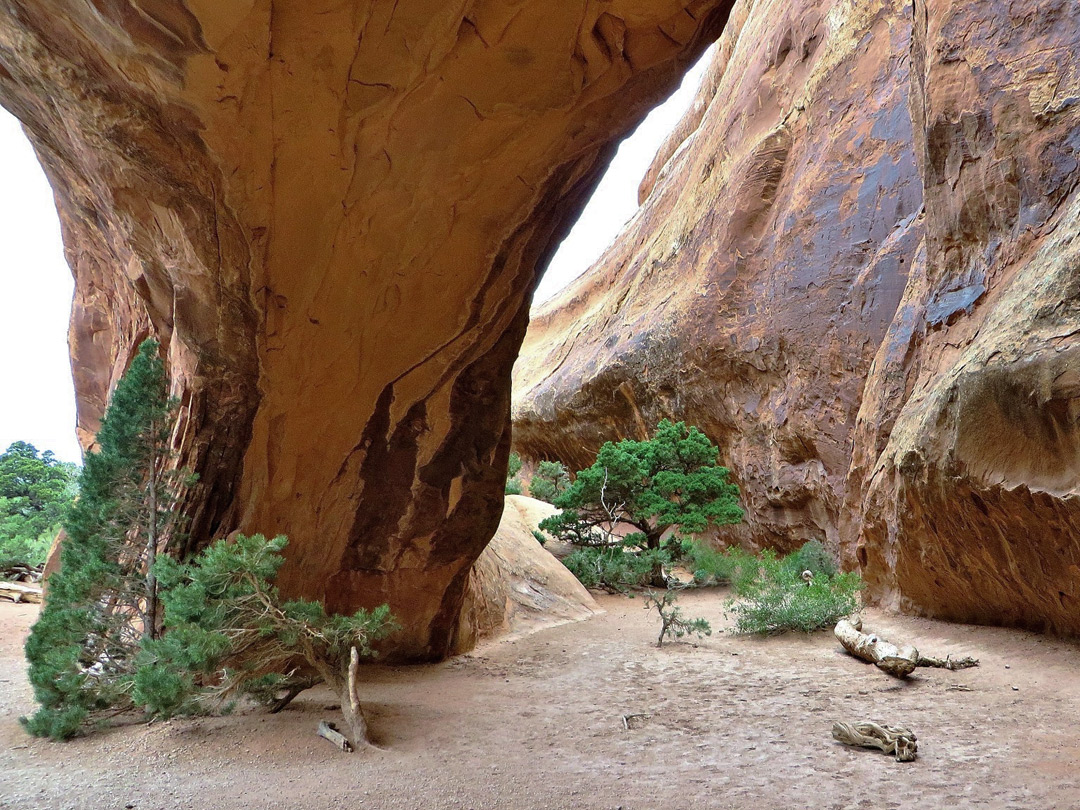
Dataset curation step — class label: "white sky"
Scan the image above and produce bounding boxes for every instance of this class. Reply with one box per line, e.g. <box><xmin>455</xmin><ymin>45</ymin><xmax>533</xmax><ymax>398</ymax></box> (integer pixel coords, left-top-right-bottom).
<box><xmin>0</xmin><ymin>49</ymin><xmax>710</xmax><ymax>467</ymax></box>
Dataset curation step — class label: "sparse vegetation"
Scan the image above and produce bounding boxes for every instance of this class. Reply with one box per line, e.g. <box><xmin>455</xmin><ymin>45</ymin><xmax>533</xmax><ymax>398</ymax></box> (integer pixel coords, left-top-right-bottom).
<box><xmin>505</xmin><ymin>451</ymin><xmax>523</xmax><ymax>495</ymax></box>
<box><xmin>528</xmin><ymin>460</ymin><xmax>569</xmax><ymax>503</ymax></box>
<box><xmin>23</xmin><ymin>340</ymin><xmax>181</xmax><ymax>739</ymax></box>
<box><xmin>562</xmin><ymin>541</ymin><xmax>668</xmax><ymax>593</ymax></box>
<box><xmin>0</xmin><ymin>441</ymin><xmax>77</xmax><ymax>569</ymax></box>
<box><xmin>725</xmin><ymin>542</ymin><xmax>862</xmax><ymax>635</ymax></box>
<box><xmin>644</xmin><ymin>589</ymin><xmax>711</xmax><ymax>647</ymax></box>
<box><xmin>683</xmin><ymin>541</ymin><xmax>758</xmax><ymax>589</ymax></box>
<box><xmin>135</xmin><ymin>533</ymin><xmax>397</xmax><ymax>748</ymax></box>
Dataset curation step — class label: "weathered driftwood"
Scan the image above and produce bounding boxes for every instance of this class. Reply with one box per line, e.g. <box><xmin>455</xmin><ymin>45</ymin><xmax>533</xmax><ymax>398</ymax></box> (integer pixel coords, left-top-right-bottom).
<box><xmin>316</xmin><ymin>720</ymin><xmax>353</xmax><ymax>752</ymax></box>
<box><xmin>621</xmin><ymin>713</ymin><xmax>650</xmax><ymax>730</ymax></box>
<box><xmin>835</xmin><ymin>619</ymin><xmax>919</xmax><ymax>677</ymax></box>
<box><xmin>0</xmin><ymin>581</ymin><xmax>43</xmax><ymax>604</ymax></box>
<box><xmin>832</xmin><ymin>720</ymin><xmax>918</xmax><ymax>762</ymax></box>
<box><xmin>915</xmin><ymin>653</ymin><xmax>979</xmax><ymax>671</ymax></box>
<box><xmin>835</xmin><ymin>619</ymin><xmax>980</xmax><ymax>677</ymax></box>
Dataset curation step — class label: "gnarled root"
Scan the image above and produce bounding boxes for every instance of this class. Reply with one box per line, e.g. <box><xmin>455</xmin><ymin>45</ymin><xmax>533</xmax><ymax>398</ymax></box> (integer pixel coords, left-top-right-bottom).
<box><xmin>832</xmin><ymin>720</ymin><xmax>918</xmax><ymax>762</ymax></box>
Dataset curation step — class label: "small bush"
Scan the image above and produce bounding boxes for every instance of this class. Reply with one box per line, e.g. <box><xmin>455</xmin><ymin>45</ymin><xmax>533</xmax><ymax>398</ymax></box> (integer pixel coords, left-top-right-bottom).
<box><xmin>505</xmin><ymin>452</ymin><xmax>523</xmax><ymax>495</ymax></box>
<box><xmin>562</xmin><ymin>543</ymin><xmax>667</xmax><ymax>593</ymax></box>
<box><xmin>644</xmin><ymin>589</ymin><xmax>711</xmax><ymax>647</ymax></box>
<box><xmin>0</xmin><ymin>528</ymin><xmax>54</xmax><ymax>569</ymax></box>
<box><xmin>784</xmin><ymin>539</ymin><xmax>837</xmax><ymax>578</ymax></box>
<box><xmin>725</xmin><ymin>543</ymin><xmax>862</xmax><ymax>635</ymax></box>
<box><xmin>684</xmin><ymin>541</ymin><xmax>758</xmax><ymax>589</ymax></box>
<box><xmin>528</xmin><ymin>460</ymin><xmax>569</xmax><ymax>503</ymax></box>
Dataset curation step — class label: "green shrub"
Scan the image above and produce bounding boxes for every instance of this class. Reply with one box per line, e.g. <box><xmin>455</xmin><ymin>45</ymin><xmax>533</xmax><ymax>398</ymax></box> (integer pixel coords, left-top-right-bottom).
<box><xmin>644</xmin><ymin>589</ymin><xmax>711</xmax><ymax>647</ymax></box>
<box><xmin>783</xmin><ymin>539</ymin><xmax>837</xmax><ymax>578</ymax></box>
<box><xmin>0</xmin><ymin>442</ymin><xmax>78</xmax><ymax>568</ymax></box>
<box><xmin>562</xmin><ymin>542</ymin><xmax>668</xmax><ymax>593</ymax></box>
<box><xmin>725</xmin><ymin>543</ymin><xmax>862</xmax><ymax>635</ymax></box>
<box><xmin>0</xmin><ymin>526</ymin><xmax>55</xmax><ymax>570</ymax></box>
<box><xmin>684</xmin><ymin>541</ymin><xmax>758</xmax><ymax>589</ymax></box>
<box><xmin>135</xmin><ymin>534</ymin><xmax>397</xmax><ymax>746</ymax></box>
<box><xmin>505</xmin><ymin>452</ymin><xmax>523</xmax><ymax>495</ymax></box>
<box><xmin>528</xmin><ymin>460</ymin><xmax>569</xmax><ymax>503</ymax></box>
<box><xmin>23</xmin><ymin>340</ymin><xmax>177</xmax><ymax>739</ymax></box>
<box><xmin>539</xmin><ymin>420</ymin><xmax>742</xmax><ymax>587</ymax></box>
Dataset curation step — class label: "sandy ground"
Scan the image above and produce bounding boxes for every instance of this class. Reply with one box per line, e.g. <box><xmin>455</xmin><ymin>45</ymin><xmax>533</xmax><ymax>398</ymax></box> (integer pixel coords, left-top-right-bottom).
<box><xmin>2</xmin><ymin>589</ymin><xmax>1079</xmax><ymax>810</ymax></box>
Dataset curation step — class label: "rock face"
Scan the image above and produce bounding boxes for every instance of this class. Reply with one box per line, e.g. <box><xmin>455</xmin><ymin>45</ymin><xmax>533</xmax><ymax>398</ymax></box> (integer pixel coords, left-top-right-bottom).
<box><xmin>847</xmin><ymin>0</ymin><xmax>1080</xmax><ymax>635</ymax></box>
<box><xmin>515</xmin><ymin>0</ymin><xmax>923</xmax><ymax>553</ymax></box>
<box><xmin>0</xmin><ymin>0</ymin><xmax>734</xmax><ymax>658</ymax></box>
<box><xmin>515</xmin><ymin>0</ymin><xmax>1080</xmax><ymax>635</ymax></box>
<box><xmin>455</xmin><ymin>495</ymin><xmax>600</xmax><ymax>652</ymax></box>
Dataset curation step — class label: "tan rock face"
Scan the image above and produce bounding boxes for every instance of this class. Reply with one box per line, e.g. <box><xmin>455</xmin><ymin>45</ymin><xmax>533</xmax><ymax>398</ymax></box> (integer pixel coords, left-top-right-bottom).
<box><xmin>515</xmin><ymin>0</ymin><xmax>923</xmax><ymax>553</ymax></box>
<box><xmin>455</xmin><ymin>495</ymin><xmax>600</xmax><ymax>652</ymax></box>
<box><xmin>515</xmin><ymin>0</ymin><xmax>1080</xmax><ymax>634</ymax></box>
<box><xmin>0</xmin><ymin>0</ymin><xmax>733</xmax><ymax>658</ymax></box>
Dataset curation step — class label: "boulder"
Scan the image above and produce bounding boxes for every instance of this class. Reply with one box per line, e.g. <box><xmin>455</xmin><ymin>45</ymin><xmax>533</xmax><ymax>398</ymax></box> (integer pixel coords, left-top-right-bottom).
<box><xmin>455</xmin><ymin>495</ymin><xmax>600</xmax><ymax>652</ymax></box>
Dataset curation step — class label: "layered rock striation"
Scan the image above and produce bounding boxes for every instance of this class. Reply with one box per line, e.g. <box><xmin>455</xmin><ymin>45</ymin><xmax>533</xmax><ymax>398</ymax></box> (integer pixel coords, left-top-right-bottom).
<box><xmin>515</xmin><ymin>0</ymin><xmax>1080</xmax><ymax>634</ymax></box>
<box><xmin>0</xmin><ymin>0</ymin><xmax>734</xmax><ymax>658</ymax></box>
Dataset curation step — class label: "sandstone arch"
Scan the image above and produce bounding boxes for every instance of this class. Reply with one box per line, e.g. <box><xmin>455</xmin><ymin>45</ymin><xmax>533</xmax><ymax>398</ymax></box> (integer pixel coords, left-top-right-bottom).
<box><xmin>0</xmin><ymin>0</ymin><xmax>734</xmax><ymax>659</ymax></box>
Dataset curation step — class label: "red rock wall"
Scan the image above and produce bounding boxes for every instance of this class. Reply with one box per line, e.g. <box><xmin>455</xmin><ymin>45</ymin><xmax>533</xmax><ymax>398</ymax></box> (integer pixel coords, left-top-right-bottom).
<box><xmin>515</xmin><ymin>0</ymin><xmax>923</xmax><ymax>553</ymax></box>
<box><xmin>515</xmin><ymin>0</ymin><xmax>1080</xmax><ymax>634</ymax></box>
<box><xmin>846</xmin><ymin>0</ymin><xmax>1080</xmax><ymax>634</ymax></box>
<box><xmin>0</xmin><ymin>0</ymin><xmax>734</xmax><ymax>659</ymax></box>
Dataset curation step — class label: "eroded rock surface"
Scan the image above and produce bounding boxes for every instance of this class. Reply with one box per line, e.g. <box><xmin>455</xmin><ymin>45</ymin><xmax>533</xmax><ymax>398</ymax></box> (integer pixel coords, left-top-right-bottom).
<box><xmin>0</xmin><ymin>0</ymin><xmax>733</xmax><ymax>658</ymax></box>
<box><xmin>847</xmin><ymin>0</ymin><xmax>1080</xmax><ymax>634</ymax></box>
<box><xmin>515</xmin><ymin>0</ymin><xmax>923</xmax><ymax>553</ymax></box>
<box><xmin>515</xmin><ymin>0</ymin><xmax>1080</xmax><ymax>634</ymax></box>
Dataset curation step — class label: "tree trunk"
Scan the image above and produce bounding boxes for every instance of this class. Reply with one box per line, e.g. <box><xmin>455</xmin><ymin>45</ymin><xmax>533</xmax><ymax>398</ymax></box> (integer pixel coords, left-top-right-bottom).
<box><xmin>325</xmin><ymin>646</ymin><xmax>372</xmax><ymax>749</ymax></box>
<box><xmin>645</xmin><ymin>530</ymin><xmax>667</xmax><ymax>588</ymax></box>
<box><xmin>144</xmin><ymin>456</ymin><xmax>158</xmax><ymax>641</ymax></box>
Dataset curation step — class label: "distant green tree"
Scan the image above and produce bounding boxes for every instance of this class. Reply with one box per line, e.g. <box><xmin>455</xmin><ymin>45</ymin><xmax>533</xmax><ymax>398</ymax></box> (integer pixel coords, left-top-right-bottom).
<box><xmin>528</xmin><ymin>460</ymin><xmax>569</xmax><ymax>504</ymax></box>
<box><xmin>505</xmin><ymin>451</ymin><xmax>524</xmax><ymax>495</ymax></box>
<box><xmin>22</xmin><ymin>339</ymin><xmax>182</xmax><ymax>739</ymax></box>
<box><xmin>539</xmin><ymin>420</ymin><xmax>743</xmax><ymax>586</ymax></box>
<box><xmin>0</xmin><ymin>442</ymin><xmax>78</xmax><ymax>567</ymax></box>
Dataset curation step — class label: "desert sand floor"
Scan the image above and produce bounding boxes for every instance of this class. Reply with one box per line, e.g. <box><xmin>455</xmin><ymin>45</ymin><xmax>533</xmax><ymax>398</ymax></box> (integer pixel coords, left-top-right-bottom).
<box><xmin>2</xmin><ymin>589</ymin><xmax>1079</xmax><ymax>810</ymax></box>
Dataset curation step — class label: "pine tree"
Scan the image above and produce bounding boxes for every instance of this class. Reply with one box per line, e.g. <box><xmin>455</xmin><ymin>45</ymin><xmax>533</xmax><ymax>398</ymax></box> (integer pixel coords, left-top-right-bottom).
<box><xmin>539</xmin><ymin>420</ymin><xmax>743</xmax><ymax>587</ymax></box>
<box><xmin>22</xmin><ymin>339</ymin><xmax>180</xmax><ymax>739</ymax></box>
<box><xmin>133</xmin><ymin>534</ymin><xmax>397</xmax><ymax>749</ymax></box>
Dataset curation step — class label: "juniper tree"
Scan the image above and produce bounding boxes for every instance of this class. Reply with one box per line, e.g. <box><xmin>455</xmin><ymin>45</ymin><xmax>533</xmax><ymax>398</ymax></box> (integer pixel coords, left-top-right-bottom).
<box><xmin>134</xmin><ymin>534</ymin><xmax>397</xmax><ymax>749</ymax></box>
<box><xmin>528</xmin><ymin>460</ymin><xmax>569</xmax><ymax>503</ymax></box>
<box><xmin>539</xmin><ymin>420</ymin><xmax>743</xmax><ymax>586</ymax></box>
<box><xmin>22</xmin><ymin>339</ymin><xmax>182</xmax><ymax>739</ymax></box>
<box><xmin>0</xmin><ymin>442</ymin><xmax>78</xmax><ymax>568</ymax></box>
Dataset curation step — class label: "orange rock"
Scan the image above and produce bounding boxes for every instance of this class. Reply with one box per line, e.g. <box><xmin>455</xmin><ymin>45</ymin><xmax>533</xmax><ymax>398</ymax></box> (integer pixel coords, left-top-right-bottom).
<box><xmin>0</xmin><ymin>0</ymin><xmax>732</xmax><ymax>658</ymax></box>
<box><xmin>516</xmin><ymin>0</ymin><xmax>1080</xmax><ymax>636</ymax></box>
<box><xmin>515</xmin><ymin>0</ymin><xmax>923</xmax><ymax>556</ymax></box>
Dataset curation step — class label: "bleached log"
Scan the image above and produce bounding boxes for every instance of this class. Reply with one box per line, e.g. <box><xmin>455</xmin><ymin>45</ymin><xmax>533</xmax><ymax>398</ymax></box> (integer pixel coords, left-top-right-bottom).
<box><xmin>832</xmin><ymin>720</ymin><xmax>917</xmax><ymax>762</ymax></box>
<box><xmin>834</xmin><ymin>619</ymin><xmax>919</xmax><ymax>677</ymax></box>
<box><xmin>316</xmin><ymin>720</ymin><xmax>353</xmax><ymax>752</ymax></box>
<box><xmin>834</xmin><ymin>619</ymin><xmax>980</xmax><ymax>677</ymax></box>
<box><xmin>0</xmin><ymin>581</ymin><xmax>43</xmax><ymax>604</ymax></box>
